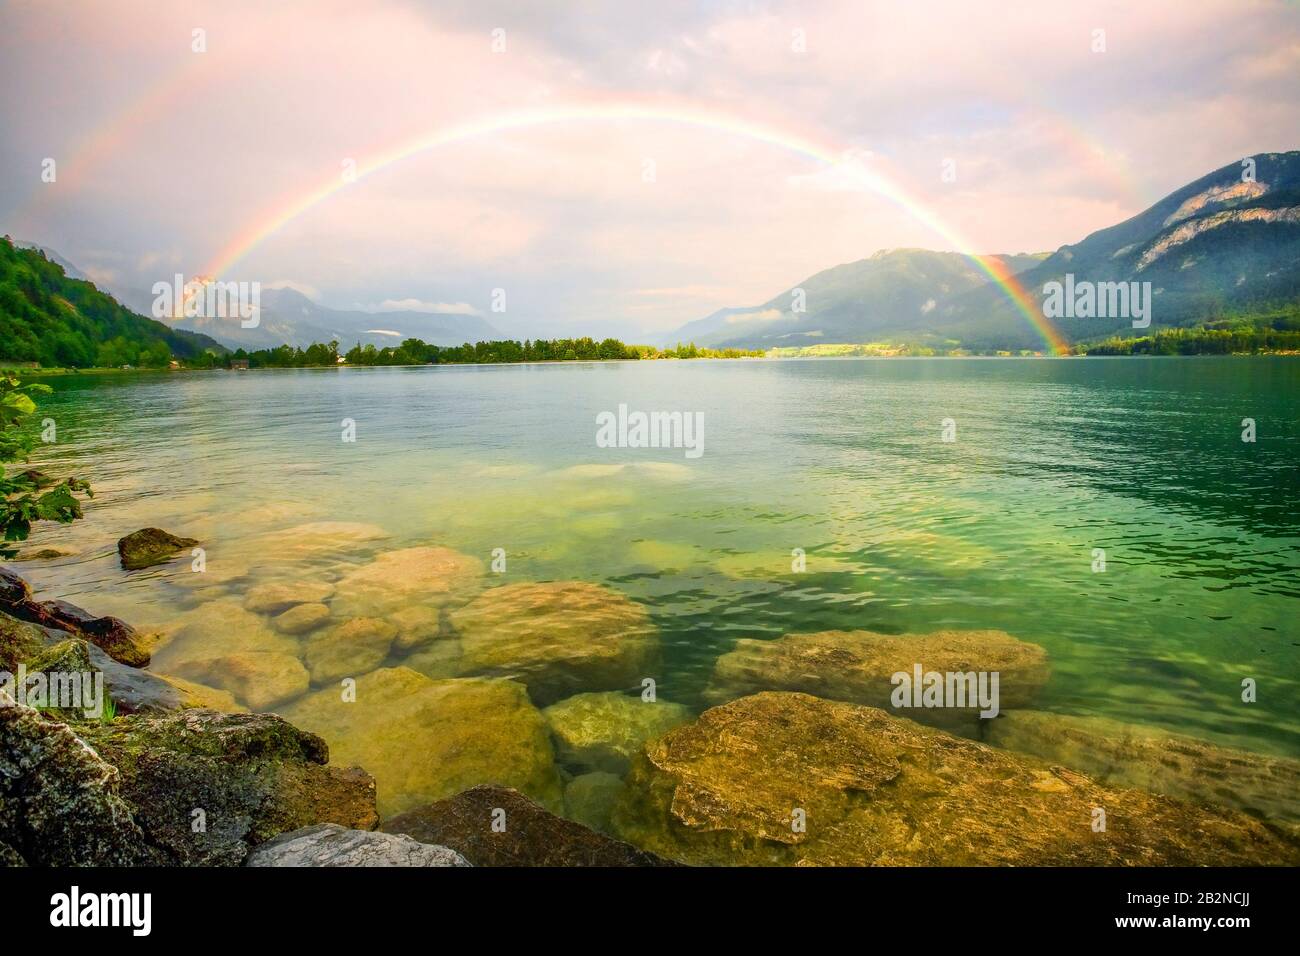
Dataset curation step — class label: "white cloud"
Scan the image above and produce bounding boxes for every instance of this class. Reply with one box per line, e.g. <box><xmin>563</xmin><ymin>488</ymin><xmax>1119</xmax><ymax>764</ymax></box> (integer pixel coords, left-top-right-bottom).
<box><xmin>371</xmin><ymin>298</ymin><xmax>483</xmax><ymax>315</ymax></box>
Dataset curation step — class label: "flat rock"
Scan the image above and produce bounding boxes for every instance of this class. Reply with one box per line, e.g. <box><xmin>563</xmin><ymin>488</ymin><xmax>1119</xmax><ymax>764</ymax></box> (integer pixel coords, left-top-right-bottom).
<box><xmin>987</xmin><ymin>710</ymin><xmax>1300</xmax><ymax>825</ymax></box>
<box><xmin>303</xmin><ymin>617</ymin><xmax>396</xmax><ymax>683</ymax></box>
<box><xmin>382</xmin><ymin>785</ymin><xmax>673</xmax><ymax>866</ymax></box>
<box><xmin>167</xmin><ymin>651</ymin><xmax>310</xmax><ymax>711</ymax></box>
<box><xmin>247</xmin><ymin>823</ymin><xmax>469</xmax><ymax>866</ymax></box>
<box><xmin>611</xmin><ymin>691</ymin><xmax>1300</xmax><ymax>866</ymax></box>
<box><xmin>250</xmin><ymin>521</ymin><xmax>390</xmax><ymax>563</ymax></box>
<box><xmin>0</xmin><ymin>690</ymin><xmax>157</xmax><ymax>865</ymax></box>
<box><xmin>706</xmin><ymin>628</ymin><xmax>1049</xmax><ymax>728</ymax></box>
<box><xmin>243</xmin><ymin>580</ymin><xmax>335</xmax><ymax>615</ymax></box>
<box><xmin>543</xmin><ymin>691</ymin><xmax>693</xmax><ymax>774</ymax></box>
<box><xmin>390</xmin><ymin>605</ymin><xmax>442</xmax><ymax>651</ymax></box>
<box><xmin>118</xmin><ymin>527</ymin><xmax>199</xmax><ymax>570</ymax></box>
<box><xmin>331</xmin><ymin>546</ymin><xmax>485</xmax><ymax>618</ymax></box>
<box><xmin>283</xmin><ymin>667</ymin><xmax>562</xmax><ymax>817</ymax></box>
<box><xmin>272</xmin><ymin>602</ymin><xmax>331</xmax><ymax>635</ymax></box>
<box><xmin>448</xmin><ymin>582</ymin><xmax>659</xmax><ymax>705</ymax></box>
<box><xmin>78</xmin><ymin>709</ymin><xmax>379</xmax><ymax>865</ymax></box>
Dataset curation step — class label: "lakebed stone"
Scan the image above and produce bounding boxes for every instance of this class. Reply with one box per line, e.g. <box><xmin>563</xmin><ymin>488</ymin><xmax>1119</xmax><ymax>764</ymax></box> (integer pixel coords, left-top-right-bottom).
<box><xmin>382</xmin><ymin>785</ymin><xmax>672</xmax><ymax>866</ymax></box>
<box><xmin>243</xmin><ymin>580</ymin><xmax>336</xmax><ymax>615</ymax></box>
<box><xmin>247</xmin><ymin>823</ymin><xmax>469</xmax><ymax>867</ymax></box>
<box><xmin>564</xmin><ymin>771</ymin><xmax>626</xmax><ymax>834</ymax></box>
<box><xmin>543</xmin><ymin>691</ymin><xmax>693</xmax><ymax>774</ymax></box>
<box><xmin>447</xmin><ymin>581</ymin><xmax>659</xmax><ymax>705</ymax></box>
<box><xmin>77</xmin><ymin>709</ymin><xmax>379</xmax><ymax>866</ymax></box>
<box><xmin>117</xmin><ymin>527</ymin><xmax>199</xmax><ymax>570</ymax></box>
<box><xmin>706</xmin><ymin>628</ymin><xmax>1049</xmax><ymax>729</ymax></box>
<box><xmin>986</xmin><ymin>710</ymin><xmax>1300</xmax><ymax>825</ymax></box>
<box><xmin>283</xmin><ymin>667</ymin><xmax>562</xmax><ymax>817</ymax></box>
<box><xmin>331</xmin><ymin>546</ymin><xmax>485</xmax><ymax>618</ymax></box>
<box><xmin>271</xmin><ymin>602</ymin><xmax>331</xmax><ymax>635</ymax></box>
<box><xmin>303</xmin><ymin>616</ymin><xmax>396</xmax><ymax>683</ymax></box>
<box><xmin>167</xmin><ymin>652</ymin><xmax>310</xmax><ymax>711</ymax></box>
<box><xmin>612</xmin><ymin>692</ymin><xmax>1300</xmax><ymax>866</ymax></box>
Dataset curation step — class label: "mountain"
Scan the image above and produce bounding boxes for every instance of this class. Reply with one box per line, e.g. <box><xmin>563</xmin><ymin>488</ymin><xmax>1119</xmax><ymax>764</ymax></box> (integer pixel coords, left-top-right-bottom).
<box><xmin>0</xmin><ymin>237</ymin><xmax>226</xmax><ymax>367</ymax></box>
<box><xmin>663</xmin><ymin>249</ymin><xmax>1047</xmax><ymax>349</ymax></box>
<box><xmin>668</xmin><ymin>150</ymin><xmax>1300</xmax><ymax>351</ymax></box>
<box><xmin>168</xmin><ymin>286</ymin><xmax>502</xmax><ymax>351</ymax></box>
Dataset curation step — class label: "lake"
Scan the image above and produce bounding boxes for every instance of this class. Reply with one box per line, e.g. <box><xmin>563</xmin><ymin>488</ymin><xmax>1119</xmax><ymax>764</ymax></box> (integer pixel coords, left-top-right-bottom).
<box><xmin>16</xmin><ymin>356</ymin><xmax>1300</xmax><ymax>841</ymax></box>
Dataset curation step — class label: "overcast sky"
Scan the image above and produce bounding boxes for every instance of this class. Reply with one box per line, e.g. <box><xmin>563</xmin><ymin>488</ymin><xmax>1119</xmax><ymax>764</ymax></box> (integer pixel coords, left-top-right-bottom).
<box><xmin>2</xmin><ymin>0</ymin><xmax>1297</xmax><ymax>338</ymax></box>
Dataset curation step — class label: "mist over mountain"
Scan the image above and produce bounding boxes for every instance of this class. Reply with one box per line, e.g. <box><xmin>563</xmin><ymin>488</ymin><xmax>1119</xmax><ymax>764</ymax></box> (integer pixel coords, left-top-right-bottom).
<box><xmin>667</xmin><ymin>151</ymin><xmax>1300</xmax><ymax>351</ymax></box>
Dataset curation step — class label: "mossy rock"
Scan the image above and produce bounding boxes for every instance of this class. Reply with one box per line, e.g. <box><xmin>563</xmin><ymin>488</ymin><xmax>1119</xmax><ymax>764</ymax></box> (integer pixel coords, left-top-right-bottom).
<box><xmin>612</xmin><ymin>692</ymin><xmax>1300</xmax><ymax>866</ymax></box>
<box><xmin>543</xmin><ymin>691</ymin><xmax>693</xmax><ymax>774</ymax></box>
<box><xmin>303</xmin><ymin>617</ymin><xmax>397</xmax><ymax>683</ymax></box>
<box><xmin>117</xmin><ymin>527</ymin><xmax>199</xmax><ymax>570</ymax></box>
<box><xmin>283</xmin><ymin>667</ymin><xmax>563</xmax><ymax>817</ymax></box>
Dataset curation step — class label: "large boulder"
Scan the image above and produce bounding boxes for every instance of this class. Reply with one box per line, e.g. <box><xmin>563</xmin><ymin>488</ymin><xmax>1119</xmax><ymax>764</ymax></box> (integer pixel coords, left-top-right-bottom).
<box><xmin>543</xmin><ymin>691</ymin><xmax>693</xmax><ymax>774</ymax></box>
<box><xmin>117</xmin><ymin>527</ymin><xmax>199</xmax><ymax>570</ymax></box>
<box><xmin>382</xmin><ymin>785</ymin><xmax>674</xmax><ymax>866</ymax></box>
<box><xmin>446</xmin><ymin>582</ymin><xmax>659</xmax><ymax>705</ymax></box>
<box><xmin>330</xmin><ymin>546</ymin><xmax>485</xmax><ymax>619</ymax></box>
<box><xmin>246</xmin><ymin>823</ymin><xmax>468</xmax><ymax>867</ymax></box>
<box><xmin>0</xmin><ymin>691</ymin><xmax>157</xmax><ymax>865</ymax></box>
<box><xmin>987</xmin><ymin>710</ymin><xmax>1300</xmax><ymax>825</ymax></box>
<box><xmin>303</xmin><ymin>617</ymin><xmax>396</xmax><ymax>683</ymax></box>
<box><xmin>706</xmin><ymin>628</ymin><xmax>1049</xmax><ymax>729</ymax></box>
<box><xmin>0</xmin><ymin>575</ymin><xmax>151</xmax><ymax>667</ymax></box>
<box><xmin>283</xmin><ymin>667</ymin><xmax>563</xmax><ymax>817</ymax></box>
<box><xmin>77</xmin><ymin>709</ymin><xmax>379</xmax><ymax>866</ymax></box>
<box><xmin>612</xmin><ymin>692</ymin><xmax>1300</xmax><ymax>866</ymax></box>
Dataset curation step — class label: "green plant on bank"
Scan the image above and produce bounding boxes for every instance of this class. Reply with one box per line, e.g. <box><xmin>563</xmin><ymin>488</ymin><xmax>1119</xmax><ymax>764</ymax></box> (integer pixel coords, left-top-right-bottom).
<box><xmin>0</xmin><ymin>372</ymin><xmax>91</xmax><ymax>559</ymax></box>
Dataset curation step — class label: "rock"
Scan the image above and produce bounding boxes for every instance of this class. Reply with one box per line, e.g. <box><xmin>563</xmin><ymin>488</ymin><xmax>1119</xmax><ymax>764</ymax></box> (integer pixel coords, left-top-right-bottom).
<box><xmin>243</xmin><ymin>580</ymin><xmax>335</xmax><ymax>615</ymax></box>
<box><xmin>0</xmin><ymin>690</ymin><xmax>156</xmax><ymax>865</ymax></box>
<box><xmin>167</xmin><ymin>652</ymin><xmax>310</xmax><ymax>711</ymax></box>
<box><xmin>0</xmin><ymin>610</ymin><xmax>48</xmax><ymax>671</ymax></box>
<box><xmin>0</xmin><ymin>581</ymin><xmax>151</xmax><ymax>667</ymax></box>
<box><xmin>250</xmin><ymin>521</ymin><xmax>389</xmax><ymax>562</ymax></box>
<box><xmin>331</xmin><ymin>546</ymin><xmax>485</xmax><ymax>618</ymax></box>
<box><xmin>543</xmin><ymin>691</ymin><xmax>693</xmax><ymax>774</ymax></box>
<box><xmin>303</xmin><ymin>617</ymin><xmax>397</xmax><ymax>683</ymax></box>
<box><xmin>986</xmin><ymin>710</ymin><xmax>1300</xmax><ymax>825</ymax></box>
<box><xmin>448</xmin><ymin>582</ymin><xmax>659</xmax><ymax>705</ymax></box>
<box><xmin>382</xmin><ymin>785</ymin><xmax>674</xmax><ymax>866</ymax></box>
<box><xmin>77</xmin><ymin>709</ymin><xmax>379</xmax><ymax>866</ymax></box>
<box><xmin>283</xmin><ymin>668</ymin><xmax>562</xmax><ymax>817</ymax></box>
<box><xmin>564</xmin><ymin>771</ymin><xmax>626</xmax><ymax>834</ymax></box>
<box><xmin>706</xmin><ymin>628</ymin><xmax>1049</xmax><ymax>729</ymax></box>
<box><xmin>117</xmin><ymin>527</ymin><xmax>200</xmax><ymax>570</ymax></box>
<box><xmin>0</xmin><ymin>567</ymin><xmax>32</xmax><ymax>605</ymax></box>
<box><xmin>271</xmin><ymin>602</ymin><xmax>331</xmax><ymax>635</ymax></box>
<box><xmin>91</xmin><ymin>649</ymin><xmax>244</xmax><ymax>715</ymax></box>
<box><xmin>612</xmin><ymin>692</ymin><xmax>1300</xmax><ymax>866</ymax></box>
<box><xmin>247</xmin><ymin>822</ymin><xmax>469</xmax><ymax>866</ymax></box>
<box><xmin>390</xmin><ymin>605</ymin><xmax>442</xmax><ymax>651</ymax></box>
<box><xmin>11</xmin><ymin>547</ymin><xmax>76</xmax><ymax>562</ymax></box>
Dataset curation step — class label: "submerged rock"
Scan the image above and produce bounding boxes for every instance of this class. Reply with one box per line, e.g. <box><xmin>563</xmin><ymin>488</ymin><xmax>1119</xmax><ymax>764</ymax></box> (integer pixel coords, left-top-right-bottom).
<box><xmin>0</xmin><ymin>691</ymin><xmax>156</xmax><ymax>865</ymax></box>
<box><xmin>11</xmin><ymin>546</ymin><xmax>76</xmax><ymax>562</ymax></box>
<box><xmin>283</xmin><ymin>667</ymin><xmax>562</xmax><ymax>817</ymax></box>
<box><xmin>382</xmin><ymin>785</ymin><xmax>673</xmax><ymax>866</ymax></box>
<box><xmin>564</xmin><ymin>771</ymin><xmax>626</xmax><ymax>834</ymax></box>
<box><xmin>706</xmin><ymin>628</ymin><xmax>1048</xmax><ymax>728</ymax></box>
<box><xmin>247</xmin><ymin>823</ymin><xmax>469</xmax><ymax>867</ymax></box>
<box><xmin>249</xmin><ymin>521</ymin><xmax>390</xmax><ymax>562</ymax></box>
<box><xmin>303</xmin><ymin>617</ymin><xmax>396</xmax><ymax>683</ymax></box>
<box><xmin>331</xmin><ymin>546</ymin><xmax>485</xmax><ymax>618</ymax></box>
<box><xmin>390</xmin><ymin>605</ymin><xmax>442</xmax><ymax>651</ymax></box>
<box><xmin>447</xmin><ymin>582</ymin><xmax>659</xmax><ymax>705</ymax></box>
<box><xmin>167</xmin><ymin>652</ymin><xmax>310</xmax><ymax>711</ymax></box>
<box><xmin>987</xmin><ymin>710</ymin><xmax>1300</xmax><ymax>825</ymax></box>
<box><xmin>612</xmin><ymin>692</ymin><xmax>1300</xmax><ymax>866</ymax></box>
<box><xmin>271</xmin><ymin>602</ymin><xmax>331</xmax><ymax>635</ymax></box>
<box><xmin>243</xmin><ymin>580</ymin><xmax>336</xmax><ymax>615</ymax></box>
<box><xmin>117</xmin><ymin>527</ymin><xmax>199</xmax><ymax>570</ymax></box>
<box><xmin>77</xmin><ymin>709</ymin><xmax>379</xmax><ymax>866</ymax></box>
<box><xmin>543</xmin><ymin>691</ymin><xmax>693</xmax><ymax>774</ymax></box>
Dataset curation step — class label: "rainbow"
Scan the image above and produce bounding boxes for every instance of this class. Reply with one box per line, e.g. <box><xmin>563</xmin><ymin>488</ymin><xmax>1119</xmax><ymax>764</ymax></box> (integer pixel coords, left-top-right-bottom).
<box><xmin>200</xmin><ymin>100</ymin><xmax>1069</xmax><ymax>353</ymax></box>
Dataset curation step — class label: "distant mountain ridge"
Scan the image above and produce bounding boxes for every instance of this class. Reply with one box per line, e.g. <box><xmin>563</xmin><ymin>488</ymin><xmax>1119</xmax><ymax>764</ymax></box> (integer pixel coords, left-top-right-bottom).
<box><xmin>667</xmin><ymin>150</ymin><xmax>1300</xmax><ymax>350</ymax></box>
<box><xmin>168</xmin><ymin>286</ymin><xmax>503</xmax><ymax>351</ymax></box>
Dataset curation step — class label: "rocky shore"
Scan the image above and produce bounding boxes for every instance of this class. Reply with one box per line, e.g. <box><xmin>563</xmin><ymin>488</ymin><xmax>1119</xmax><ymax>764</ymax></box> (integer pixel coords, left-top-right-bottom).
<box><xmin>3</xmin><ymin>554</ymin><xmax>1298</xmax><ymax>868</ymax></box>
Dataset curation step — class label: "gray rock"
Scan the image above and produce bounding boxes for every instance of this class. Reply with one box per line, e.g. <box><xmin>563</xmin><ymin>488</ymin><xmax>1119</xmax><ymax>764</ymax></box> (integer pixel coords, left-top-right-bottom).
<box><xmin>246</xmin><ymin>823</ymin><xmax>470</xmax><ymax>867</ymax></box>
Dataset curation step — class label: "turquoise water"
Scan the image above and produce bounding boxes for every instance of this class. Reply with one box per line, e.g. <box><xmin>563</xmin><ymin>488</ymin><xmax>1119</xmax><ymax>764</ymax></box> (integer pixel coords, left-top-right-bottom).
<box><xmin>18</xmin><ymin>357</ymin><xmax>1300</xmax><ymax>762</ymax></box>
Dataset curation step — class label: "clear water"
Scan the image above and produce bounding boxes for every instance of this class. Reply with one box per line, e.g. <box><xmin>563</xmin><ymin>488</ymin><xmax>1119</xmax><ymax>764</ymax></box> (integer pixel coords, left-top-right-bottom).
<box><xmin>18</xmin><ymin>357</ymin><xmax>1300</xmax><ymax>766</ymax></box>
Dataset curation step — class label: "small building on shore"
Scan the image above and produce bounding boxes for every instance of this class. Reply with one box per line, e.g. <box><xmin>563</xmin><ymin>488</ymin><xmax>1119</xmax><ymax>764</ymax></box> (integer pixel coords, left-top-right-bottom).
<box><xmin>230</xmin><ymin>359</ymin><xmax>250</xmax><ymax>370</ymax></box>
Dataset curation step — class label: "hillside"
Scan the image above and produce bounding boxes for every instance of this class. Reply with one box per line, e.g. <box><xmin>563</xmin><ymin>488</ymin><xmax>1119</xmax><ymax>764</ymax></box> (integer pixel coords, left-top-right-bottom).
<box><xmin>668</xmin><ymin>150</ymin><xmax>1300</xmax><ymax>351</ymax></box>
<box><xmin>0</xmin><ymin>237</ymin><xmax>226</xmax><ymax>367</ymax></box>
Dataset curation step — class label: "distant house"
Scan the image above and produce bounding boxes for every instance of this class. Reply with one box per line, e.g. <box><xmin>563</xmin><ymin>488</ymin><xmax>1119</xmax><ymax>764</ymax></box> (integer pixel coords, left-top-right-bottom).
<box><xmin>230</xmin><ymin>359</ymin><xmax>250</xmax><ymax>370</ymax></box>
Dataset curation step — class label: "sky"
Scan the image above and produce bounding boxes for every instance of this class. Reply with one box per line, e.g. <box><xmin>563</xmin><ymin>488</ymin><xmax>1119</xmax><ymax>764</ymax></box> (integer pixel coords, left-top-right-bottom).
<box><xmin>2</xmin><ymin>0</ymin><xmax>1298</xmax><ymax>340</ymax></box>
